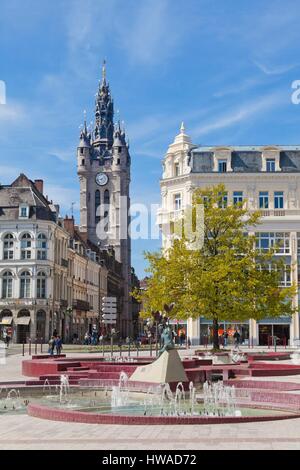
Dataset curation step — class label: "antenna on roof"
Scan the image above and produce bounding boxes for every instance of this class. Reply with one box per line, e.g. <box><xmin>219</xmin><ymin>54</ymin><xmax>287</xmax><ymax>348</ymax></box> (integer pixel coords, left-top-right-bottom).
<box><xmin>71</xmin><ymin>202</ymin><xmax>76</xmax><ymax>218</ymax></box>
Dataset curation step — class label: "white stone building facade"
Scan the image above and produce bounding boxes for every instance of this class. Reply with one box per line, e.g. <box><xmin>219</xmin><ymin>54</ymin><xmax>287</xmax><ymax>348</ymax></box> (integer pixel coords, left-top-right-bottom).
<box><xmin>158</xmin><ymin>124</ymin><xmax>300</xmax><ymax>346</ymax></box>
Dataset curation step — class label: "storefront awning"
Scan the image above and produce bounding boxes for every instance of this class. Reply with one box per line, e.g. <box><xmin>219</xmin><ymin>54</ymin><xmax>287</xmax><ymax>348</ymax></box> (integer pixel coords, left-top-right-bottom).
<box><xmin>15</xmin><ymin>317</ymin><xmax>31</xmax><ymax>325</ymax></box>
<box><xmin>0</xmin><ymin>317</ymin><xmax>13</xmax><ymax>325</ymax></box>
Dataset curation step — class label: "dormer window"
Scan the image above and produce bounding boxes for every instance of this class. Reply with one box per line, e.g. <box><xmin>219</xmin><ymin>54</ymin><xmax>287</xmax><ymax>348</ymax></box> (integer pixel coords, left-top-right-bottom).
<box><xmin>261</xmin><ymin>148</ymin><xmax>281</xmax><ymax>172</ymax></box>
<box><xmin>218</xmin><ymin>160</ymin><xmax>227</xmax><ymax>173</ymax></box>
<box><xmin>19</xmin><ymin>205</ymin><xmax>29</xmax><ymax>219</ymax></box>
<box><xmin>266</xmin><ymin>159</ymin><xmax>275</xmax><ymax>172</ymax></box>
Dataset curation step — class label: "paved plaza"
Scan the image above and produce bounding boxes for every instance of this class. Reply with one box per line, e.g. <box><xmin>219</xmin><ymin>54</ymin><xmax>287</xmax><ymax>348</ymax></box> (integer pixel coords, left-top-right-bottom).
<box><xmin>1</xmin><ymin>349</ymin><xmax>300</xmax><ymax>450</ymax></box>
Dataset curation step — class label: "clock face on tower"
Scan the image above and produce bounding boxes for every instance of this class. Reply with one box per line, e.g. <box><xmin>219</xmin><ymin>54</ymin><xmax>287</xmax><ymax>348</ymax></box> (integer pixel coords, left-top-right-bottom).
<box><xmin>95</xmin><ymin>173</ymin><xmax>108</xmax><ymax>186</ymax></box>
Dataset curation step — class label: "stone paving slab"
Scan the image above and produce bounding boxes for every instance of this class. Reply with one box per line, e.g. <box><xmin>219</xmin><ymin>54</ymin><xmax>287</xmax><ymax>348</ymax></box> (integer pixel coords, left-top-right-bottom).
<box><xmin>1</xmin><ymin>415</ymin><xmax>300</xmax><ymax>450</ymax></box>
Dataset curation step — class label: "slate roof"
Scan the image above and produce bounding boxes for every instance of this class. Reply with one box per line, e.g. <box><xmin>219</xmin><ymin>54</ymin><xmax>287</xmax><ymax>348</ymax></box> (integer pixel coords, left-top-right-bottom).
<box><xmin>0</xmin><ymin>174</ymin><xmax>57</xmax><ymax>222</ymax></box>
<box><xmin>190</xmin><ymin>146</ymin><xmax>300</xmax><ymax>173</ymax></box>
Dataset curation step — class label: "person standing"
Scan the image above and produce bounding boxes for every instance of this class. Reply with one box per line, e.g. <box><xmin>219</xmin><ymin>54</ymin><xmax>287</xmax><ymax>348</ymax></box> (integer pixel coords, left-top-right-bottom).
<box><xmin>233</xmin><ymin>330</ymin><xmax>240</xmax><ymax>346</ymax></box>
<box><xmin>48</xmin><ymin>336</ymin><xmax>55</xmax><ymax>356</ymax></box>
<box><xmin>55</xmin><ymin>335</ymin><xmax>62</xmax><ymax>355</ymax></box>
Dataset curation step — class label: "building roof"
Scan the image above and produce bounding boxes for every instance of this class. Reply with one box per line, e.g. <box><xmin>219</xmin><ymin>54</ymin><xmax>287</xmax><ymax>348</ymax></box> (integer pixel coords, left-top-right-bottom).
<box><xmin>0</xmin><ymin>174</ymin><xmax>58</xmax><ymax>222</ymax></box>
<box><xmin>190</xmin><ymin>146</ymin><xmax>300</xmax><ymax>173</ymax></box>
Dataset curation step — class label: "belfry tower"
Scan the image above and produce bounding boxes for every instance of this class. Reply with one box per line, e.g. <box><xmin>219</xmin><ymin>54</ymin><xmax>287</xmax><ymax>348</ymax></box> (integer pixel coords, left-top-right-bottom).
<box><xmin>77</xmin><ymin>61</ymin><xmax>132</xmax><ymax>334</ymax></box>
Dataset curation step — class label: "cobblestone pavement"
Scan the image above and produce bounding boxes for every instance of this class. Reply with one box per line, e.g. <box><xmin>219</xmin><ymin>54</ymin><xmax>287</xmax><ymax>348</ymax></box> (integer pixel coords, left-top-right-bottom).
<box><xmin>1</xmin><ymin>351</ymin><xmax>300</xmax><ymax>450</ymax></box>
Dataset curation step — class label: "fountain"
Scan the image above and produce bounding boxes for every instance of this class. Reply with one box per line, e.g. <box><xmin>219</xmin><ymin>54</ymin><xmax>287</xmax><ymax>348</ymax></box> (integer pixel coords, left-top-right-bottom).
<box><xmin>111</xmin><ymin>372</ymin><xmax>129</xmax><ymax>408</ymax></box>
<box><xmin>202</xmin><ymin>381</ymin><xmax>241</xmax><ymax>417</ymax></box>
<box><xmin>59</xmin><ymin>375</ymin><xmax>70</xmax><ymax>403</ymax></box>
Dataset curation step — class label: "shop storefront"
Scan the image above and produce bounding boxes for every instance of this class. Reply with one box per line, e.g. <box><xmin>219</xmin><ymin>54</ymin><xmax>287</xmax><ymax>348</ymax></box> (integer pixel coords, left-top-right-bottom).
<box><xmin>258</xmin><ymin>318</ymin><xmax>291</xmax><ymax>346</ymax></box>
<box><xmin>199</xmin><ymin>319</ymin><xmax>250</xmax><ymax>346</ymax></box>
<box><xmin>0</xmin><ymin>310</ymin><xmax>13</xmax><ymax>341</ymax></box>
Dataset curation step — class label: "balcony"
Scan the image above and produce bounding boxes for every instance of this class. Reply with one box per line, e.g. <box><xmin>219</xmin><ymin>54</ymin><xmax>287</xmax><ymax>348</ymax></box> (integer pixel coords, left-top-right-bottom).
<box><xmin>157</xmin><ymin>208</ymin><xmax>184</xmax><ymax>226</ymax></box>
<box><xmin>72</xmin><ymin>299</ymin><xmax>90</xmax><ymax>311</ymax></box>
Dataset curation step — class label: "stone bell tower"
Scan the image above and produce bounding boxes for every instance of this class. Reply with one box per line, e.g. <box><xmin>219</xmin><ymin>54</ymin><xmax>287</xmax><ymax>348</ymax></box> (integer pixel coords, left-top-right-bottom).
<box><xmin>77</xmin><ymin>61</ymin><xmax>132</xmax><ymax>335</ymax></box>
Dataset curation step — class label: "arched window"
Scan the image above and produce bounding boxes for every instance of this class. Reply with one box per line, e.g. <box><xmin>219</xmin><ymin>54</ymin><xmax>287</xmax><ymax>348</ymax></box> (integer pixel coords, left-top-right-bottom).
<box><xmin>21</xmin><ymin>233</ymin><xmax>32</xmax><ymax>260</ymax></box>
<box><xmin>95</xmin><ymin>190</ymin><xmax>100</xmax><ymax>224</ymax></box>
<box><xmin>37</xmin><ymin>272</ymin><xmax>47</xmax><ymax>299</ymax></box>
<box><xmin>104</xmin><ymin>211</ymin><xmax>109</xmax><ymax>233</ymax></box>
<box><xmin>104</xmin><ymin>189</ymin><xmax>110</xmax><ymax>205</ymax></box>
<box><xmin>20</xmin><ymin>271</ymin><xmax>31</xmax><ymax>298</ymax></box>
<box><xmin>2</xmin><ymin>271</ymin><xmax>13</xmax><ymax>298</ymax></box>
<box><xmin>174</xmin><ymin>163</ymin><xmax>180</xmax><ymax>177</ymax></box>
<box><xmin>37</xmin><ymin>234</ymin><xmax>47</xmax><ymax>260</ymax></box>
<box><xmin>3</xmin><ymin>234</ymin><xmax>14</xmax><ymax>260</ymax></box>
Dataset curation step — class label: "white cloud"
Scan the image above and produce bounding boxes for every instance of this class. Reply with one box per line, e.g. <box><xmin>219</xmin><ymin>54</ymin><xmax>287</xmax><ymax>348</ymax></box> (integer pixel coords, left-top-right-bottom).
<box><xmin>191</xmin><ymin>92</ymin><xmax>286</xmax><ymax>138</ymax></box>
<box><xmin>253</xmin><ymin>61</ymin><xmax>299</xmax><ymax>76</ymax></box>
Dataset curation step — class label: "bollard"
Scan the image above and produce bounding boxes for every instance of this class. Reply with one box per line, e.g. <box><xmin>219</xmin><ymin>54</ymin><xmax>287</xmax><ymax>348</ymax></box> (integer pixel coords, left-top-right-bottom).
<box><xmin>284</xmin><ymin>337</ymin><xmax>287</xmax><ymax>349</ymax></box>
<box><xmin>35</xmin><ymin>341</ymin><xmax>37</xmax><ymax>355</ymax></box>
<box><xmin>268</xmin><ymin>335</ymin><xmax>270</xmax><ymax>349</ymax></box>
<box><xmin>102</xmin><ymin>342</ymin><xmax>105</xmax><ymax>357</ymax></box>
<box><xmin>128</xmin><ymin>342</ymin><xmax>131</xmax><ymax>357</ymax></box>
<box><xmin>22</xmin><ymin>342</ymin><xmax>25</xmax><ymax>356</ymax></box>
<box><xmin>136</xmin><ymin>344</ymin><xmax>139</xmax><ymax>358</ymax></box>
<box><xmin>29</xmin><ymin>339</ymin><xmax>31</xmax><ymax>356</ymax></box>
<box><xmin>119</xmin><ymin>345</ymin><xmax>122</xmax><ymax>358</ymax></box>
<box><xmin>40</xmin><ymin>339</ymin><xmax>43</xmax><ymax>354</ymax></box>
<box><xmin>150</xmin><ymin>338</ymin><xmax>152</xmax><ymax>357</ymax></box>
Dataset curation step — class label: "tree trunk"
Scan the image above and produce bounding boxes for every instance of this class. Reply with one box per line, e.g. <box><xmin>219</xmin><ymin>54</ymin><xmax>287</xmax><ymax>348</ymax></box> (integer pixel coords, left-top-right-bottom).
<box><xmin>212</xmin><ymin>317</ymin><xmax>219</xmax><ymax>350</ymax></box>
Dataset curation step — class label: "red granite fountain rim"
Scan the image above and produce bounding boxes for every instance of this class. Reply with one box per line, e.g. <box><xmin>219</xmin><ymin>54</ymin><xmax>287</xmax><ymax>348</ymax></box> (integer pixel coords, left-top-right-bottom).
<box><xmin>27</xmin><ymin>403</ymin><xmax>300</xmax><ymax>425</ymax></box>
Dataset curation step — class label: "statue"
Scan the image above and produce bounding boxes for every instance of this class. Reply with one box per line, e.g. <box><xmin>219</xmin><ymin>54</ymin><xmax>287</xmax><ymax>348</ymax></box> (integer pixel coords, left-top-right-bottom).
<box><xmin>158</xmin><ymin>324</ymin><xmax>175</xmax><ymax>357</ymax></box>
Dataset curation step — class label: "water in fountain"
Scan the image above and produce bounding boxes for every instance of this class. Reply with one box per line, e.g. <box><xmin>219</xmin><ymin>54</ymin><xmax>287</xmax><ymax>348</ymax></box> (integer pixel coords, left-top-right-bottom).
<box><xmin>230</xmin><ymin>346</ymin><xmax>244</xmax><ymax>363</ymax></box>
<box><xmin>202</xmin><ymin>381</ymin><xmax>241</xmax><ymax>417</ymax></box>
<box><xmin>189</xmin><ymin>381</ymin><xmax>197</xmax><ymax>415</ymax></box>
<box><xmin>174</xmin><ymin>382</ymin><xmax>185</xmax><ymax>415</ymax></box>
<box><xmin>111</xmin><ymin>372</ymin><xmax>129</xmax><ymax>408</ymax></box>
<box><xmin>59</xmin><ymin>375</ymin><xmax>70</xmax><ymax>404</ymax></box>
<box><xmin>2</xmin><ymin>389</ymin><xmax>23</xmax><ymax>411</ymax></box>
<box><xmin>43</xmin><ymin>379</ymin><xmax>52</xmax><ymax>397</ymax></box>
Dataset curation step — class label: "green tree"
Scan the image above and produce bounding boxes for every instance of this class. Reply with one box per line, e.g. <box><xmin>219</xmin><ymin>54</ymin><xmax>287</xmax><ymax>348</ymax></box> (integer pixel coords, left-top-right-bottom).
<box><xmin>134</xmin><ymin>184</ymin><xmax>297</xmax><ymax>349</ymax></box>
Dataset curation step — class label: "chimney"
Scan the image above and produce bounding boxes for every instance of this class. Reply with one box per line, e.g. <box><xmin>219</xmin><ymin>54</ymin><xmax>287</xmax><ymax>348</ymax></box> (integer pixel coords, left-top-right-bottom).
<box><xmin>34</xmin><ymin>179</ymin><xmax>44</xmax><ymax>194</ymax></box>
<box><xmin>63</xmin><ymin>215</ymin><xmax>75</xmax><ymax>236</ymax></box>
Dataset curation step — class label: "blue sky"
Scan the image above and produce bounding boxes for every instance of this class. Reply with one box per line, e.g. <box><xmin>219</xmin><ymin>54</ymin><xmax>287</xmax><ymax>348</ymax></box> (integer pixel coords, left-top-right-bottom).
<box><xmin>1</xmin><ymin>0</ymin><xmax>300</xmax><ymax>277</ymax></box>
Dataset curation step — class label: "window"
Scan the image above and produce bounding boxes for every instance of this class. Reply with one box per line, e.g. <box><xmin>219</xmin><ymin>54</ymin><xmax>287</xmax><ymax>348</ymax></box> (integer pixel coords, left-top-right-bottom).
<box><xmin>104</xmin><ymin>189</ymin><xmax>110</xmax><ymax>205</ymax></box>
<box><xmin>21</xmin><ymin>233</ymin><xmax>32</xmax><ymax>259</ymax></box>
<box><xmin>19</xmin><ymin>205</ymin><xmax>29</xmax><ymax>218</ymax></box>
<box><xmin>281</xmin><ymin>265</ymin><xmax>291</xmax><ymax>286</ymax></box>
<box><xmin>3</xmin><ymin>234</ymin><xmax>14</xmax><ymax>260</ymax></box>
<box><xmin>259</xmin><ymin>192</ymin><xmax>269</xmax><ymax>209</ymax></box>
<box><xmin>218</xmin><ymin>160</ymin><xmax>227</xmax><ymax>173</ymax></box>
<box><xmin>37</xmin><ymin>272</ymin><xmax>46</xmax><ymax>299</ymax></box>
<box><xmin>274</xmin><ymin>191</ymin><xmax>284</xmax><ymax>209</ymax></box>
<box><xmin>266</xmin><ymin>159</ymin><xmax>275</xmax><ymax>172</ymax></box>
<box><xmin>37</xmin><ymin>234</ymin><xmax>47</xmax><ymax>260</ymax></box>
<box><xmin>218</xmin><ymin>192</ymin><xmax>228</xmax><ymax>208</ymax></box>
<box><xmin>81</xmin><ymin>159</ymin><xmax>85</xmax><ymax>166</ymax></box>
<box><xmin>95</xmin><ymin>190</ymin><xmax>100</xmax><ymax>224</ymax></box>
<box><xmin>174</xmin><ymin>194</ymin><xmax>182</xmax><ymax>211</ymax></box>
<box><xmin>20</xmin><ymin>271</ymin><xmax>31</xmax><ymax>298</ymax></box>
<box><xmin>2</xmin><ymin>271</ymin><xmax>13</xmax><ymax>298</ymax></box>
<box><xmin>80</xmin><ymin>148</ymin><xmax>84</xmax><ymax>155</ymax></box>
<box><xmin>233</xmin><ymin>191</ymin><xmax>243</xmax><ymax>205</ymax></box>
<box><xmin>256</xmin><ymin>232</ymin><xmax>290</xmax><ymax>254</ymax></box>
<box><xmin>175</xmin><ymin>163</ymin><xmax>180</xmax><ymax>177</ymax></box>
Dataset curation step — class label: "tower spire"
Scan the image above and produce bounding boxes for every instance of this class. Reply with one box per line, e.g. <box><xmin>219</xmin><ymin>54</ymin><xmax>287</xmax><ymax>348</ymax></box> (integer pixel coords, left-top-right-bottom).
<box><xmin>102</xmin><ymin>60</ymin><xmax>107</xmax><ymax>85</ymax></box>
